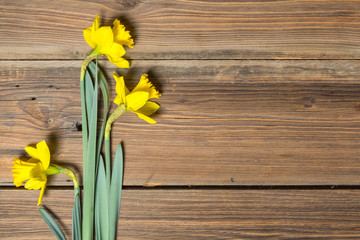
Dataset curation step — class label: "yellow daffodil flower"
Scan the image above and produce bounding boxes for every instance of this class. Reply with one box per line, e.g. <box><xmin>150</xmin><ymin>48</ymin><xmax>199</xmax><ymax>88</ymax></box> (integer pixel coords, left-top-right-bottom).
<box><xmin>83</xmin><ymin>15</ymin><xmax>134</xmax><ymax>68</ymax></box>
<box><xmin>12</xmin><ymin>140</ymin><xmax>58</xmax><ymax>205</ymax></box>
<box><xmin>104</xmin><ymin>73</ymin><xmax>160</xmax><ymax>140</ymax></box>
<box><xmin>114</xmin><ymin>73</ymin><xmax>161</xmax><ymax>124</ymax></box>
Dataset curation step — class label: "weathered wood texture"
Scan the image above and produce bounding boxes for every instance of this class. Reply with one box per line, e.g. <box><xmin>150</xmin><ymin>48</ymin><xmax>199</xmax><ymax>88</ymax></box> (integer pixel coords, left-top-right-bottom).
<box><xmin>1</xmin><ymin>0</ymin><xmax>360</xmax><ymax>238</ymax></box>
<box><xmin>1</xmin><ymin>60</ymin><xmax>360</xmax><ymax>186</ymax></box>
<box><xmin>0</xmin><ymin>0</ymin><xmax>359</xmax><ymax>60</ymax></box>
<box><xmin>1</xmin><ymin>189</ymin><xmax>360</xmax><ymax>239</ymax></box>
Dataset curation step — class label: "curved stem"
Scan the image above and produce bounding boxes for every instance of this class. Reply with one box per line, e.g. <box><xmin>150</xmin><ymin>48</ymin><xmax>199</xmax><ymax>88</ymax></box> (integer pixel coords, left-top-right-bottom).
<box><xmin>46</xmin><ymin>164</ymin><xmax>81</xmax><ymax>239</ymax></box>
<box><xmin>104</xmin><ymin>104</ymin><xmax>126</xmax><ymax>189</ymax></box>
<box><xmin>80</xmin><ymin>54</ymin><xmax>97</xmax><ymax>81</ymax></box>
<box><xmin>47</xmin><ymin>164</ymin><xmax>79</xmax><ymax>190</ymax></box>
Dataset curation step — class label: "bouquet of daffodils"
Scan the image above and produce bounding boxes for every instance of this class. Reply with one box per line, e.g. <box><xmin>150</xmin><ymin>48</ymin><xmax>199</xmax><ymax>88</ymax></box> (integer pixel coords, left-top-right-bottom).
<box><xmin>11</xmin><ymin>15</ymin><xmax>160</xmax><ymax>240</ymax></box>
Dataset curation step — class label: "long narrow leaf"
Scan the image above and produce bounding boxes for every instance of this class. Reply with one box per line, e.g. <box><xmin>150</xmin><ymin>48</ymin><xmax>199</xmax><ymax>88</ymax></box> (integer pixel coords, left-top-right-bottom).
<box><xmin>88</xmin><ymin>61</ymin><xmax>109</xmax><ymax>173</ymax></box>
<box><xmin>109</xmin><ymin>143</ymin><xmax>124</xmax><ymax>240</ymax></box>
<box><xmin>80</xmin><ymin>78</ymin><xmax>88</xmax><ymax>182</ymax></box>
<box><xmin>104</xmin><ymin>138</ymin><xmax>111</xmax><ymax>194</ymax></box>
<box><xmin>95</xmin><ymin>155</ymin><xmax>109</xmax><ymax>240</ymax></box>
<box><xmin>82</xmin><ymin>58</ymin><xmax>99</xmax><ymax>240</ymax></box>
<box><xmin>72</xmin><ymin>187</ymin><xmax>81</xmax><ymax>240</ymax></box>
<box><xmin>72</xmin><ymin>204</ymin><xmax>76</xmax><ymax>240</ymax></box>
<box><xmin>84</xmin><ymin>69</ymin><xmax>94</xmax><ymax>132</ymax></box>
<box><xmin>39</xmin><ymin>208</ymin><xmax>67</xmax><ymax>240</ymax></box>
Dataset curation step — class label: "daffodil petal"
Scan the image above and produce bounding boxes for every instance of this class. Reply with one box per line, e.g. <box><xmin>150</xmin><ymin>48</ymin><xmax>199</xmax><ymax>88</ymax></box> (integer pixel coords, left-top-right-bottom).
<box><xmin>106</xmin><ymin>55</ymin><xmax>129</xmax><ymax>68</ymax></box>
<box><xmin>83</xmin><ymin>27</ymin><xmax>97</xmax><ymax>48</ymax></box>
<box><xmin>92</xmin><ymin>26</ymin><xmax>113</xmax><ymax>53</ymax></box>
<box><xmin>24</xmin><ymin>177</ymin><xmax>44</xmax><ymax>190</ymax></box>
<box><xmin>36</xmin><ymin>140</ymin><xmax>50</xmax><ymax>169</ymax></box>
<box><xmin>105</xmin><ymin>42</ymin><xmax>128</xmax><ymax>68</ymax></box>
<box><xmin>133</xmin><ymin>102</ymin><xmax>159</xmax><ymax>124</ymax></box>
<box><xmin>134</xmin><ymin>112</ymin><xmax>157</xmax><ymax>124</ymax></box>
<box><xmin>137</xmin><ymin>101</ymin><xmax>160</xmax><ymax>116</ymax></box>
<box><xmin>112</xmin><ymin>19</ymin><xmax>134</xmax><ymax>48</ymax></box>
<box><xmin>37</xmin><ymin>181</ymin><xmax>47</xmax><ymax>205</ymax></box>
<box><xmin>108</xmin><ymin>42</ymin><xmax>126</xmax><ymax>58</ymax></box>
<box><xmin>24</xmin><ymin>146</ymin><xmax>39</xmax><ymax>160</ymax></box>
<box><xmin>113</xmin><ymin>95</ymin><xmax>122</xmax><ymax>106</ymax></box>
<box><xmin>93</xmin><ymin>15</ymin><xmax>100</xmax><ymax>31</ymax></box>
<box><xmin>126</xmin><ymin>91</ymin><xmax>149</xmax><ymax>111</ymax></box>
<box><xmin>113</xmin><ymin>73</ymin><xmax>126</xmax><ymax>105</ymax></box>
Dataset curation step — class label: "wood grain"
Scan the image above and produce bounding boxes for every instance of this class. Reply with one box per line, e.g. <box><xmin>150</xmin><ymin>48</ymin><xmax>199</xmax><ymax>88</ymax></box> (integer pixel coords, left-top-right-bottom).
<box><xmin>0</xmin><ymin>0</ymin><xmax>359</xmax><ymax>60</ymax></box>
<box><xmin>1</xmin><ymin>189</ymin><xmax>360</xmax><ymax>239</ymax></box>
<box><xmin>1</xmin><ymin>60</ymin><xmax>360</xmax><ymax>186</ymax></box>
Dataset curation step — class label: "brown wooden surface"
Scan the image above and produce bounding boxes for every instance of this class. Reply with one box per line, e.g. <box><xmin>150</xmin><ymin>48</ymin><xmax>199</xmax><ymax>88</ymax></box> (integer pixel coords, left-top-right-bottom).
<box><xmin>1</xmin><ymin>60</ymin><xmax>360</xmax><ymax>186</ymax></box>
<box><xmin>1</xmin><ymin>189</ymin><xmax>360</xmax><ymax>239</ymax></box>
<box><xmin>0</xmin><ymin>0</ymin><xmax>360</xmax><ymax>60</ymax></box>
<box><xmin>1</xmin><ymin>0</ymin><xmax>360</xmax><ymax>238</ymax></box>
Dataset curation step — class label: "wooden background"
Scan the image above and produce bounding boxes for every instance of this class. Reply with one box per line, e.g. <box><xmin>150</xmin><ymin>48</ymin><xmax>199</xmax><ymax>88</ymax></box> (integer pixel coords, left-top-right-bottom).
<box><xmin>1</xmin><ymin>0</ymin><xmax>360</xmax><ymax>239</ymax></box>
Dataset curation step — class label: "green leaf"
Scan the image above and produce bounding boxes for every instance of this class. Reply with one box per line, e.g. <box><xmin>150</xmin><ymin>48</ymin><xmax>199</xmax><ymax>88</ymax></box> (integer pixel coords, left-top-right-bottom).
<box><xmin>87</xmin><ymin>61</ymin><xmax>109</xmax><ymax>173</ymax></box>
<box><xmin>80</xmin><ymin>79</ymin><xmax>88</xmax><ymax>181</ymax></box>
<box><xmin>104</xmin><ymin>138</ymin><xmax>111</xmax><ymax>194</ymax></box>
<box><xmin>39</xmin><ymin>208</ymin><xmax>67</xmax><ymax>240</ymax></box>
<box><xmin>82</xmin><ymin>59</ymin><xmax>99</xmax><ymax>240</ymax></box>
<box><xmin>109</xmin><ymin>143</ymin><xmax>124</xmax><ymax>240</ymax></box>
<box><xmin>95</xmin><ymin>155</ymin><xmax>109</xmax><ymax>240</ymax></box>
<box><xmin>72</xmin><ymin>187</ymin><xmax>81</xmax><ymax>240</ymax></box>
<box><xmin>84</xmin><ymin>69</ymin><xmax>94</xmax><ymax>133</ymax></box>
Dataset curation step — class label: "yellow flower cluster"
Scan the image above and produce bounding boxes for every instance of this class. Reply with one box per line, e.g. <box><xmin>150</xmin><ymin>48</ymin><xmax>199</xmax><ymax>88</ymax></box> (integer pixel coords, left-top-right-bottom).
<box><xmin>84</xmin><ymin>15</ymin><xmax>161</xmax><ymax>124</ymax></box>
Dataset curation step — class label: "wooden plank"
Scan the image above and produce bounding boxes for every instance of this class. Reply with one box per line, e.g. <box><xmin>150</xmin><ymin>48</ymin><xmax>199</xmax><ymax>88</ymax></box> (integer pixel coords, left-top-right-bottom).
<box><xmin>1</xmin><ymin>60</ymin><xmax>360</xmax><ymax>186</ymax></box>
<box><xmin>1</xmin><ymin>188</ymin><xmax>360</xmax><ymax>239</ymax></box>
<box><xmin>0</xmin><ymin>0</ymin><xmax>360</xmax><ymax>59</ymax></box>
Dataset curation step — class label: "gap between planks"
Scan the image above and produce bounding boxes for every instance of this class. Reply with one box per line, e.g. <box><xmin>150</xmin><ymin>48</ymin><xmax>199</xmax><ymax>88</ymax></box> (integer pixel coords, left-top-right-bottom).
<box><xmin>2</xmin><ymin>185</ymin><xmax>360</xmax><ymax>190</ymax></box>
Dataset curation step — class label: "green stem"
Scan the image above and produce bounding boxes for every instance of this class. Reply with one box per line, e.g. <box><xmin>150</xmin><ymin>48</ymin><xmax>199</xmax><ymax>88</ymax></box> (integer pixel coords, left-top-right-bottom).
<box><xmin>47</xmin><ymin>164</ymin><xmax>79</xmax><ymax>190</ymax></box>
<box><xmin>47</xmin><ymin>164</ymin><xmax>82</xmax><ymax>239</ymax></box>
<box><xmin>80</xmin><ymin>54</ymin><xmax>97</xmax><ymax>81</ymax></box>
<box><xmin>104</xmin><ymin>104</ymin><xmax>126</xmax><ymax>190</ymax></box>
